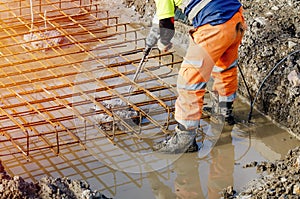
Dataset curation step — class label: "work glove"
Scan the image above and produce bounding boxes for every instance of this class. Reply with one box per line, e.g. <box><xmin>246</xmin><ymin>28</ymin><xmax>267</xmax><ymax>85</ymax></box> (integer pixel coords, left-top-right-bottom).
<box><xmin>159</xmin><ymin>17</ymin><xmax>175</xmax><ymax>52</ymax></box>
<box><xmin>157</xmin><ymin>41</ymin><xmax>173</xmax><ymax>53</ymax></box>
<box><xmin>146</xmin><ymin>15</ymin><xmax>174</xmax><ymax>53</ymax></box>
<box><xmin>146</xmin><ymin>25</ymin><xmax>159</xmax><ymax>49</ymax></box>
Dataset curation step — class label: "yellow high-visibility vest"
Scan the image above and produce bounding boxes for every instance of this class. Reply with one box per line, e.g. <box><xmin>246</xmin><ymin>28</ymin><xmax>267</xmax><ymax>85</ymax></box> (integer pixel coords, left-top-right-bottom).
<box><xmin>155</xmin><ymin>0</ymin><xmax>182</xmax><ymax>19</ymax></box>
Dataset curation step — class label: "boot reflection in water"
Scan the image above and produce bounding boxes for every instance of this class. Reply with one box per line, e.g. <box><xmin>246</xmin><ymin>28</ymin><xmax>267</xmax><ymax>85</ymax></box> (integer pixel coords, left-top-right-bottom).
<box><xmin>148</xmin><ymin>127</ymin><xmax>235</xmax><ymax>198</ymax></box>
<box><xmin>174</xmin><ymin>154</ymin><xmax>204</xmax><ymax>199</ymax></box>
<box><xmin>147</xmin><ymin>172</ymin><xmax>177</xmax><ymax>199</ymax></box>
<box><xmin>207</xmin><ymin>127</ymin><xmax>235</xmax><ymax>199</ymax></box>
<box><xmin>147</xmin><ymin>153</ymin><xmax>204</xmax><ymax>199</ymax></box>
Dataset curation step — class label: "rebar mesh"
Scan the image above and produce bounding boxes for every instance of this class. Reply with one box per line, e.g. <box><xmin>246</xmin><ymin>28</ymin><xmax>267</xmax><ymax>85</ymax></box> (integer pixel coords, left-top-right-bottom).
<box><xmin>0</xmin><ymin>0</ymin><xmax>184</xmax><ymax>161</ymax></box>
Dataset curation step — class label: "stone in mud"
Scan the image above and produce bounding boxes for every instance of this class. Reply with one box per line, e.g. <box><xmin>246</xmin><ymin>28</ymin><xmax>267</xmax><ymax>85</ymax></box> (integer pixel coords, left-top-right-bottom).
<box><xmin>0</xmin><ymin>160</ymin><xmax>111</xmax><ymax>198</ymax></box>
<box><xmin>94</xmin><ymin>99</ymin><xmax>140</xmax><ymax>131</ymax></box>
<box><xmin>243</xmin><ymin>161</ymin><xmax>258</xmax><ymax>168</ymax></box>
<box><xmin>288</xmin><ymin>70</ymin><xmax>300</xmax><ymax>87</ymax></box>
<box><xmin>293</xmin><ymin>183</ymin><xmax>300</xmax><ymax>195</ymax></box>
<box><xmin>235</xmin><ymin>147</ymin><xmax>300</xmax><ymax>198</ymax></box>
<box><xmin>221</xmin><ymin>186</ymin><xmax>236</xmax><ymax>199</ymax></box>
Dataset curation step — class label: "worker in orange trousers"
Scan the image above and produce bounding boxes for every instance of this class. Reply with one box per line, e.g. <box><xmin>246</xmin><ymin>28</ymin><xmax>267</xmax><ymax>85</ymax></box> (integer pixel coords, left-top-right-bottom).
<box><xmin>153</xmin><ymin>0</ymin><xmax>246</xmax><ymax>153</ymax></box>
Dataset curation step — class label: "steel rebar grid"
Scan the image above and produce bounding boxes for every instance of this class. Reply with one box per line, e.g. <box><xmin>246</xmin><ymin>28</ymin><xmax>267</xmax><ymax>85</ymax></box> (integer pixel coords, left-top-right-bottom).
<box><xmin>0</xmin><ymin>0</ymin><xmax>184</xmax><ymax>162</ymax></box>
<box><xmin>1</xmin><ymin>140</ymin><xmax>175</xmax><ymax>196</ymax></box>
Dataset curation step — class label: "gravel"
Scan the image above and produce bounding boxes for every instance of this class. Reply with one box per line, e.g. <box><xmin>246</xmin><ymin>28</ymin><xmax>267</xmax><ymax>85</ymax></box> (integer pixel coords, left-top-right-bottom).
<box><xmin>0</xmin><ymin>161</ymin><xmax>111</xmax><ymax>199</ymax></box>
<box><xmin>221</xmin><ymin>147</ymin><xmax>300</xmax><ymax>198</ymax></box>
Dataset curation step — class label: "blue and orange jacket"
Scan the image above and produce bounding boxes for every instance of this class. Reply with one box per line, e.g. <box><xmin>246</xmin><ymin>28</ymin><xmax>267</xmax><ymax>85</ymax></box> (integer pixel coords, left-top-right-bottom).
<box><xmin>183</xmin><ymin>0</ymin><xmax>242</xmax><ymax>27</ymax></box>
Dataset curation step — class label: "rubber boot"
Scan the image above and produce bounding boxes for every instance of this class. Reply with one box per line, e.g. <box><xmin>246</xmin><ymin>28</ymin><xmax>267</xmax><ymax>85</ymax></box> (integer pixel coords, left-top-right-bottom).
<box><xmin>219</xmin><ymin>101</ymin><xmax>235</xmax><ymax>125</ymax></box>
<box><xmin>153</xmin><ymin>124</ymin><xmax>199</xmax><ymax>154</ymax></box>
<box><xmin>185</xmin><ymin>138</ymin><xmax>199</xmax><ymax>153</ymax></box>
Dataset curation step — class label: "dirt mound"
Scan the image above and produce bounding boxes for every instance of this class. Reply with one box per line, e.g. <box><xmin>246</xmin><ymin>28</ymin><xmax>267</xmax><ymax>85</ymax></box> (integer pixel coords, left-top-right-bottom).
<box><xmin>222</xmin><ymin>146</ymin><xmax>300</xmax><ymax>198</ymax></box>
<box><xmin>239</xmin><ymin>0</ymin><xmax>300</xmax><ymax>137</ymax></box>
<box><xmin>0</xmin><ymin>161</ymin><xmax>111</xmax><ymax>199</ymax></box>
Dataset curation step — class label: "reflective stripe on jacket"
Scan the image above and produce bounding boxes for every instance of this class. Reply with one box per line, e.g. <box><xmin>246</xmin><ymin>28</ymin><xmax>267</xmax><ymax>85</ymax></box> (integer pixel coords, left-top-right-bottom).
<box><xmin>184</xmin><ymin>0</ymin><xmax>241</xmax><ymax>27</ymax></box>
<box><xmin>155</xmin><ymin>0</ymin><xmax>182</xmax><ymax>19</ymax></box>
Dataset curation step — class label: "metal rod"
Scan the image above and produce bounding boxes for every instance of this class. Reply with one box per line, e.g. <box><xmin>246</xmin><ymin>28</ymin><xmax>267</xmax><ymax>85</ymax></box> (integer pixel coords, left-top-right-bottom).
<box><xmin>55</xmin><ymin>126</ymin><xmax>59</xmax><ymax>155</ymax></box>
<box><xmin>0</xmin><ymin>1</ymin><xmax>183</xmax><ymax>161</ymax></box>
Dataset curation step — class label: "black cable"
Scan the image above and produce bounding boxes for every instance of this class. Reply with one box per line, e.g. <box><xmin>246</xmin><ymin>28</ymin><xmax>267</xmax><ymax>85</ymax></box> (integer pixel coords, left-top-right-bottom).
<box><xmin>238</xmin><ymin>64</ymin><xmax>253</xmax><ymax>111</ymax></box>
<box><xmin>247</xmin><ymin>49</ymin><xmax>300</xmax><ymax>122</ymax></box>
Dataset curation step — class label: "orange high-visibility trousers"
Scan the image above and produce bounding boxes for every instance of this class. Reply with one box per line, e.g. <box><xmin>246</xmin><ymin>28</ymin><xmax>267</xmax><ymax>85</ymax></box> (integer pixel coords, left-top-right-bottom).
<box><xmin>175</xmin><ymin>8</ymin><xmax>246</xmax><ymax>129</ymax></box>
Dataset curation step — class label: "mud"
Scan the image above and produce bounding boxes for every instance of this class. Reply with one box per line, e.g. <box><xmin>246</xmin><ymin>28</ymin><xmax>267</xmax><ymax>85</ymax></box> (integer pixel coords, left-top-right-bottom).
<box><xmin>0</xmin><ymin>160</ymin><xmax>110</xmax><ymax>199</ymax></box>
<box><xmin>222</xmin><ymin>146</ymin><xmax>300</xmax><ymax>198</ymax></box>
<box><xmin>23</xmin><ymin>30</ymin><xmax>63</xmax><ymax>50</ymax></box>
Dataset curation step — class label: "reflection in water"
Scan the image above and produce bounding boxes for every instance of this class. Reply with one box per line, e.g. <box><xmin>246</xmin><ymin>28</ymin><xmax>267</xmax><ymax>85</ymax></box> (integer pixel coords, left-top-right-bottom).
<box><xmin>147</xmin><ymin>152</ymin><xmax>204</xmax><ymax>199</ymax></box>
<box><xmin>207</xmin><ymin>126</ymin><xmax>234</xmax><ymax>199</ymax></box>
<box><xmin>174</xmin><ymin>154</ymin><xmax>204</xmax><ymax>199</ymax></box>
<box><xmin>147</xmin><ymin>126</ymin><xmax>235</xmax><ymax>199</ymax></box>
<box><xmin>2</xmin><ymin>98</ymin><xmax>300</xmax><ymax>199</ymax></box>
<box><xmin>148</xmin><ymin>171</ymin><xmax>177</xmax><ymax>199</ymax></box>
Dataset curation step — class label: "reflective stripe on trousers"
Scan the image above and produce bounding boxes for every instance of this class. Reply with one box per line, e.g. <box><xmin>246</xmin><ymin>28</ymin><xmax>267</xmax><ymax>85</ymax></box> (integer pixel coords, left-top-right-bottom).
<box><xmin>175</xmin><ymin>8</ymin><xmax>246</xmax><ymax>129</ymax></box>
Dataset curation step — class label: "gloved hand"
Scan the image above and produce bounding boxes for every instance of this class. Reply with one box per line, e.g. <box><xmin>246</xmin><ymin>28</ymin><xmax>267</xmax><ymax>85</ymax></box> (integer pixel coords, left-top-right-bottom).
<box><xmin>157</xmin><ymin>41</ymin><xmax>173</xmax><ymax>52</ymax></box>
<box><xmin>146</xmin><ymin>25</ymin><xmax>159</xmax><ymax>49</ymax></box>
<box><xmin>159</xmin><ymin>17</ymin><xmax>174</xmax><ymax>52</ymax></box>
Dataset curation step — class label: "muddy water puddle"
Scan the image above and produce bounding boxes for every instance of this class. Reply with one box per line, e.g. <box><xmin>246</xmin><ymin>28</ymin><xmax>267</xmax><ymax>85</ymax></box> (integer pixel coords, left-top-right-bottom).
<box><xmin>0</xmin><ymin>98</ymin><xmax>299</xmax><ymax>199</ymax></box>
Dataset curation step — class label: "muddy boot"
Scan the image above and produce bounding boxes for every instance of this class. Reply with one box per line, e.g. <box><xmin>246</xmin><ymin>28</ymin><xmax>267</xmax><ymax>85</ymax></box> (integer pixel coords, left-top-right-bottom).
<box><xmin>219</xmin><ymin>101</ymin><xmax>235</xmax><ymax>125</ymax></box>
<box><xmin>185</xmin><ymin>138</ymin><xmax>199</xmax><ymax>153</ymax></box>
<box><xmin>153</xmin><ymin>125</ymin><xmax>198</xmax><ymax>154</ymax></box>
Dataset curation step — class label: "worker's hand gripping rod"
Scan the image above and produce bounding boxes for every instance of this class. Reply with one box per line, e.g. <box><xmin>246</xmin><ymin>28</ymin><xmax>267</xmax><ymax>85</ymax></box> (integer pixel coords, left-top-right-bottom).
<box><xmin>128</xmin><ymin>47</ymin><xmax>151</xmax><ymax>93</ymax></box>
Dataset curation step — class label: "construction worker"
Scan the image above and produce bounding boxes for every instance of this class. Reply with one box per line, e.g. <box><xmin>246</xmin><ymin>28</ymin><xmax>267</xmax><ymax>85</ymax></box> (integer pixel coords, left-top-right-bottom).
<box><xmin>153</xmin><ymin>0</ymin><xmax>246</xmax><ymax>153</ymax></box>
<box><xmin>144</xmin><ymin>0</ymin><xmax>183</xmax><ymax>56</ymax></box>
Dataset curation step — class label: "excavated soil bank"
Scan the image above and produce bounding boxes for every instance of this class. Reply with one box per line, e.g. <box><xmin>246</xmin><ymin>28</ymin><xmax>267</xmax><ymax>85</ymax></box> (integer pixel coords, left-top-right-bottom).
<box><xmin>222</xmin><ymin>146</ymin><xmax>300</xmax><ymax>198</ymax></box>
<box><xmin>238</xmin><ymin>0</ymin><xmax>300</xmax><ymax>138</ymax></box>
<box><xmin>0</xmin><ymin>160</ymin><xmax>111</xmax><ymax>199</ymax></box>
